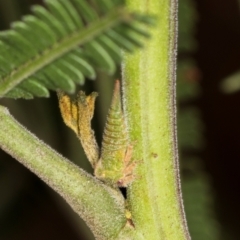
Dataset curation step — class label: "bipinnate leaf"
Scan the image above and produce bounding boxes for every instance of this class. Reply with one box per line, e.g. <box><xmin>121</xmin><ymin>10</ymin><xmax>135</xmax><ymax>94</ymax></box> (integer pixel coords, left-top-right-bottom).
<box><xmin>0</xmin><ymin>0</ymin><xmax>155</xmax><ymax>99</ymax></box>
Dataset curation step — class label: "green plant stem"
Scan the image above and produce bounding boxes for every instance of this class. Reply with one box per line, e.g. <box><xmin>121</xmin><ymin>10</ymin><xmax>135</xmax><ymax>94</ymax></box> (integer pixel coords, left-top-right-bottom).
<box><xmin>0</xmin><ymin>105</ymin><xmax>127</xmax><ymax>240</ymax></box>
<box><xmin>122</xmin><ymin>0</ymin><xmax>190</xmax><ymax>239</ymax></box>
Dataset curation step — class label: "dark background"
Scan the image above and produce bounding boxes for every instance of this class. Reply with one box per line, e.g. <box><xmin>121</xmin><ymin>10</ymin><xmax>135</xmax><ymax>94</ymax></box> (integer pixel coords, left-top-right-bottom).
<box><xmin>196</xmin><ymin>1</ymin><xmax>240</xmax><ymax>239</ymax></box>
<box><xmin>0</xmin><ymin>0</ymin><xmax>240</xmax><ymax>239</ymax></box>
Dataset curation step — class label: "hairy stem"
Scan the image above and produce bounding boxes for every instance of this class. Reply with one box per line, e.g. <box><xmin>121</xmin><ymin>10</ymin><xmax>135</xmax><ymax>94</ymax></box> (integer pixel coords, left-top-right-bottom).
<box><xmin>122</xmin><ymin>0</ymin><xmax>190</xmax><ymax>239</ymax></box>
<box><xmin>0</xmin><ymin>105</ymin><xmax>128</xmax><ymax>240</ymax></box>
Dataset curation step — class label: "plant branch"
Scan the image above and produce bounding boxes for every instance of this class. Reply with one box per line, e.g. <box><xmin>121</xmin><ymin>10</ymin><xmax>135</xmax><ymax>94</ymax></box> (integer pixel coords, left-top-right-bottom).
<box><xmin>0</xmin><ymin>105</ymin><xmax>127</xmax><ymax>240</ymax></box>
<box><xmin>122</xmin><ymin>0</ymin><xmax>190</xmax><ymax>239</ymax></box>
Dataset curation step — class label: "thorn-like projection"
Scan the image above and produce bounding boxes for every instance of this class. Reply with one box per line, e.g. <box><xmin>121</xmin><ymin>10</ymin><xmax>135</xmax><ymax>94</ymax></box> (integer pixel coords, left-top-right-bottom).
<box><xmin>57</xmin><ymin>90</ymin><xmax>99</xmax><ymax>168</ymax></box>
<box><xmin>94</xmin><ymin>80</ymin><xmax>136</xmax><ymax>187</ymax></box>
<box><xmin>57</xmin><ymin>80</ymin><xmax>136</xmax><ymax>187</ymax></box>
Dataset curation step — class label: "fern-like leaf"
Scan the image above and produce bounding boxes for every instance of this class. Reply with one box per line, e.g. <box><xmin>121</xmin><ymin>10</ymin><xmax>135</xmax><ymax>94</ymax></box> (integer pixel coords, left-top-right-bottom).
<box><xmin>0</xmin><ymin>0</ymin><xmax>154</xmax><ymax>99</ymax></box>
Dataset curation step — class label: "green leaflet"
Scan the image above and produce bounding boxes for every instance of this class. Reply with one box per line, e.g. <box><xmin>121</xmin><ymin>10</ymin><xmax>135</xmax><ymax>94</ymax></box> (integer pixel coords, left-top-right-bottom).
<box><xmin>0</xmin><ymin>0</ymin><xmax>155</xmax><ymax>99</ymax></box>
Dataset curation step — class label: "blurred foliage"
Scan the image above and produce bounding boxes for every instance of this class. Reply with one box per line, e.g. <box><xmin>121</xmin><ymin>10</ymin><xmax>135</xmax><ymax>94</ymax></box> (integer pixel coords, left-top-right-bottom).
<box><xmin>220</xmin><ymin>1</ymin><xmax>240</xmax><ymax>94</ymax></box>
<box><xmin>0</xmin><ymin>0</ymin><xmax>222</xmax><ymax>240</ymax></box>
<box><xmin>221</xmin><ymin>71</ymin><xmax>240</xmax><ymax>93</ymax></box>
<box><xmin>178</xmin><ymin>0</ymin><xmax>197</xmax><ymax>52</ymax></box>
<box><xmin>178</xmin><ymin>0</ymin><xmax>220</xmax><ymax>239</ymax></box>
